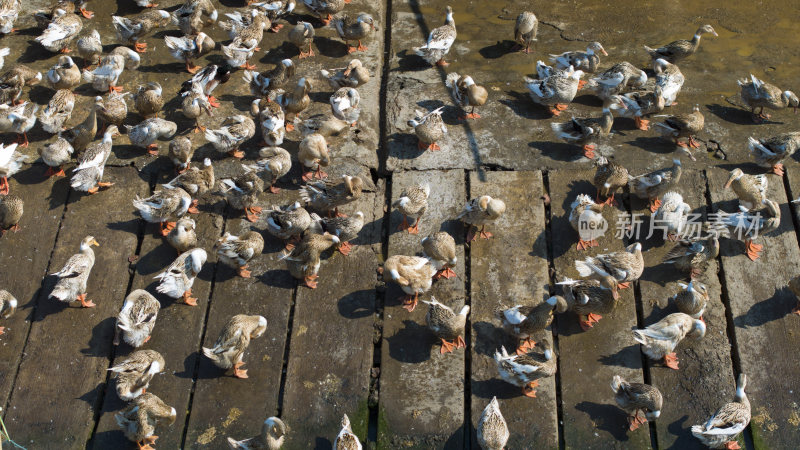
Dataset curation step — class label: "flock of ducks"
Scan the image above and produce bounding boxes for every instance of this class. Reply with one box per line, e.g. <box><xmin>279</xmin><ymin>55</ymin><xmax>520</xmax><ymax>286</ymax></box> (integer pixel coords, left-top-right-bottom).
<box><xmin>0</xmin><ymin>1</ymin><xmax>796</xmax><ymax>449</ymax></box>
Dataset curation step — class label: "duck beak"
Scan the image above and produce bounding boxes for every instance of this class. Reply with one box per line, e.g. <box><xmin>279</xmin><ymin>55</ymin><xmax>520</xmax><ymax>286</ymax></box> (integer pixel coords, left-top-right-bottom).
<box><xmin>724</xmin><ymin>176</ymin><xmax>735</xmax><ymax>189</ymax></box>
<box><xmin>601</xmin><ymin>49</ymin><xmax>608</xmax><ymax>56</ymax></box>
<box><xmin>91</xmin><ymin>239</ymin><xmax>100</xmax><ymax>246</ymax></box>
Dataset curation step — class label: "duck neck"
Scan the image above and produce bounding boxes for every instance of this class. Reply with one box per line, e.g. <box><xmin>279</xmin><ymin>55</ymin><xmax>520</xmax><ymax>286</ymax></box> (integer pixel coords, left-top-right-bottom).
<box><xmin>599</xmin><ymin>107</ymin><xmax>614</xmax><ymax>132</ymax></box>
<box><xmin>690</xmin><ymin>33</ymin><xmax>702</xmax><ymax>50</ymax></box>
<box><xmin>445</xmin><ymin>12</ymin><xmax>454</xmax><ymax>27</ymax></box>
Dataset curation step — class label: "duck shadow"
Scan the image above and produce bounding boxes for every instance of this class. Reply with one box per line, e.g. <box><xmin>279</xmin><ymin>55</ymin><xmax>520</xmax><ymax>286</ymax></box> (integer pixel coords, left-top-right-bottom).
<box><xmin>706</xmin><ymin>103</ymin><xmax>768</xmax><ymax>126</ymax></box>
<box><xmin>80</xmin><ymin>316</ymin><xmax>118</xmax><ymax>357</ymax></box>
<box><xmin>258</xmin><ymin>269</ymin><xmax>296</xmax><ymax>289</ymax></box>
<box><xmin>262</xmin><ymin>41</ymin><xmax>297</xmax><ymax>62</ymax></box>
<box><xmin>386</xmin><ymin>132</ymin><xmax>426</xmax><ymax>160</ymax></box>
<box><xmin>337</xmin><ymin>289</ymin><xmax>374</xmax><ymax>319</ymax></box>
<box><xmin>571</xmin><ymin>94</ymin><xmax>603</xmax><ymax>108</ymax></box>
<box><xmin>472</xmin><ymin>320</ymin><xmax>514</xmax><ymax>358</ymax></box>
<box><xmin>627</xmin><ymin>136</ymin><xmax>675</xmax><ymax>154</ymax></box>
<box><xmin>640</xmin><ymin>261</ymin><xmax>684</xmax><ymax>286</ymax></box>
<box><xmin>386</xmin><ymin>320</ymin><xmax>432</xmax><ymax>364</ymax></box>
<box><xmin>478</xmin><ymin>40</ymin><xmax>517</xmax><ymax>59</ymax></box>
<box><xmin>107</xmin><ymin>219</ymin><xmax>142</xmax><ymax>240</ymax></box>
<box><xmin>174</xmin><ymin>351</ymin><xmax>207</xmax><ymax>379</ymax></box>
<box><xmin>352</xmin><ymin>218</ymin><xmax>382</xmax><ymax>246</ymax></box>
<box><xmin>392</xmin><ymin>49</ymin><xmax>432</xmax><ymax>73</ymax></box>
<box><xmin>666</xmin><ymin>415</ymin><xmax>706</xmax><ymax>449</ymax></box>
<box><xmin>500</xmin><ymin>91</ymin><xmax>550</xmax><ymax>120</ymax></box>
<box><xmin>734</xmin><ymin>286</ymin><xmax>796</xmax><ymax>327</ymax></box>
<box><xmin>314</xmin><ymin>36</ymin><xmax>350</xmax><ymax>59</ymax></box>
<box><xmin>77</xmin><ymin>381</ymin><xmax>106</xmax><ymax>411</ymax></box>
<box><xmin>17</xmin><ymin>39</ymin><xmax>52</xmax><ymax>63</ymax></box>
<box><xmin>32</xmin><ymin>278</ymin><xmax>71</xmax><ymax>322</ymax></box>
<box><xmin>597</xmin><ymin>344</ymin><xmax>642</xmax><ymax>369</ymax></box>
<box><xmin>470</xmin><ymin>377</ymin><xmax>521</xmax><ymax>400</ymax></box>
<box><xmin>29</xmin><ymin>85</ymin><xmax>55</xmax><ymax>105</ymax></box>
<box><xmin>528</xmin><ymin>141</ymin><xmax>584</xmax><ymax>163</ymax></box>
<box><xmin>575</xmin><ymin>401</ymin><xmax>632</xmax><ymax>441</ymax></box>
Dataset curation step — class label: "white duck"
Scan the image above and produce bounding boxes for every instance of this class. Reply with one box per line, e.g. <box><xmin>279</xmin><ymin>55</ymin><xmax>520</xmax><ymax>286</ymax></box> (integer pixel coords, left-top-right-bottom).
<box><xmin>154</xmin><ymin>248</ymin><xmax>207</xmax><ymax>306</ymax></box>
<box><xmin>125</xmin><ymin>118</ymin><xmax>178</xmax><ymax>156</ymax></box>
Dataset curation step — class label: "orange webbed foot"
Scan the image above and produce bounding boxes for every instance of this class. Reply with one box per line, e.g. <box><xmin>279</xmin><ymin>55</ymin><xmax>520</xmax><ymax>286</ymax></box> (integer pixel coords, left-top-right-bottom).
<box><xmin>269</xmin><ymin>185</ymin><xmax>281</xmax><ymax>194</ymax></box>
<box><xmin>401</xmin><ymin>296</ymin><xmax>418</xmax><ymax>312</ymax></box>
<box><xmin>434</xmin><ymin>267</ymin><xmax>457</xmax><ymax>280</ymax></box>
<box><xmin>582</xmin><ymin>144</ymin><xmax>596</xmax><ymax>159</ymax></box>
<box><xmin>724</xmin><ymin>441</ymin><xmax>741</xmax><ymax>450</ymax></box>
<box><xmin>648</xmin><ymin>198</ymin><xmax>662</xmax><ymax>213</ymax></box>
<box><xmin>522</xmin><ymin>380</ymin><xmax>539</xmax><ymax>398</ymax></box>
<box><xmin>663</xmin><ymin>352</ymin><xmax>679</xmax><ymax>370</ymax></box>
<box><xmin>237</xmin><ymin>264</ymin><xmax>251</xmax><ymax>278</ymax></box>
<box><xmin>426</xmin><ymin>142</ymin><xmax>441</xmax><ymax>151</ymax></box>
<box><xmin>772</xmin><ymin>163</ymin><xmax>785</xmax><ymax>176</ymax></box>
<box><xmin>337</xmin><ymin>241</ymin><xmax>353</xmax><ymax>256</ymax></box>
<box><xmin>515</xmin><ymin>338</ymin><xmax>536</xmax><ymax>355</ymax></box>
<box><xmin>439</xmin><ymin>338</ymin><xmax>456</xmax><ymax>354</ymax></box>
<box><xmin>46</xmin><ymin>166</ymin><xmax>66</xmax><ymax>178</ymax></box>
<box><xmin>228</xmin><ymin>149</ymin><xmax>245</xmax><ymax>159</ymax></box>
<box><xmin>182</xmin><ymin>290</ymin><xmax>198</xmax><ymax>306</ymax></box>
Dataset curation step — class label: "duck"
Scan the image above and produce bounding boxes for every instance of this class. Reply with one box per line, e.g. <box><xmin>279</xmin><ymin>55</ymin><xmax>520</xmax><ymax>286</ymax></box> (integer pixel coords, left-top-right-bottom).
<box><xmin>253</xmin><ymin>0</ymin><xmax>295</xmax><ymax>31</ymax></box>
<box><xmin>513</xmin><ymin>11</ymin><xmax>537</xmax><ymax>53</ymax></box>
<box><xmin>653</xmin><ymin>191</ymin><xmax>691</xmax><ymax>241</ymax></box>
<box><xmin>76</xmin><ymin>29</ymin><xmax>102</xmax><ymax>68</ymax></box>
<box><xmin>227</xmin><ymin>417</ymin><xmax>288</xmax><ymax>450</ymax></box>
<box><xmin>163</xmin><ymin>158</ymin><xmax>216</xmax><ymax>207</ymax></box>
<box><xmin>300</xmin><ymin>175</ymin><xmax>364</xmax><ymax>217</ymax></box>
<box><xmin>737</xmin><ymin>74</ymin><xmax>798</xmax><ymax>123</ymax></box>
<box><xmin>408</xmin><ymin>106</ymin><xmax>447</xmax><ymax>151</ymax></box>
<box><xmin>182</xmin><ymin>81</ymin><xmax>213</xmax><ymax>134</ymax></box>
<box><xmin>39</xmin><ymin>88</ymin><xmax>75</xmax><ymax>134</ymax></box>
<box><xmin>628</xmin><ymin>158</ymin><xmax>684</xmax><ymax>212</ymax></box>
<box><xmin>219</xmin><ymin>9</ymin><xmax>269</xmax><ymax>44</ymax></box>
<box><xmin>70</xmin><ymin>125</ymin><xmax>119</xmax><ymax>194</ymax></box>
<box><xmin>49</xmin><ymin>235</ymin><xmax>99</xmax><ymax>308</ymax></box>
<box><xmin>0</xmin><ymin>142</ymin><xmax>23</xmax><ymax>195</ymax></box>
<box><xmin>0</xmin><ymin>101</ymin><xmax>38</xmax><ymax>147</ymax></box>
<box><xmin>34</xmin><ymin>1</ymin><xmax>92</xmax><ymax>25</ymax></box>
<box><xmin>662</xmin><ymin>235</ymin><xmax>720</xmax><ymax>279</ymax></box>
<box><xmin>524</xmin><ymin>65</ymin><xmax>584</xmax><ymax>115</ymax></box>
<box><xmin>168</xmin><ymin>137</ymin><xmax>195</xmax><ymax>174</ymax></box>
<box><xmin>0</xmin><ymin>0</ymin><xmax>19</xmax><ymax>35</ymax></box>
<box><xmin>593</xmin><ymin>156</ymin><xmax>628</xmax><ymax>206</ymax></box>
<box><xmin>216</xmin><ymin>231</ymin><xmax>265</xmax><ymax>278</ymax></box>
<box><xmin>108</xmin><ymin>349</ymin><xmax>165</xmax><ymax>401</ymax></box>
<box><xmin>332</xmin><ymin>12</ymin><xmax>377</xmax><ymax>53</ymax></box>
<box><xmin>39</xmin><ymin>138</ymin><xmax>74</xmax><ymax>178</ymax></box>
<box><xmin>550</xmin><ymin>42</ymin><xmax>606</xmax><ymax>73</ymax></box>
<box><xmin>166</xmin><ymin>217</ymin><xmax>197</xmax><ymax>254</ymax></box>
<box><xmin>164</xmin><ymin>32</ymin><xmax>215</xmax><ymax>74</ymax></box>
<box><xmin>575</xmin><ymin>242</ymin><xmax>644</xmax><ymax>290</ymax></box>
<box><xmin>132</xmin><ymin>82</ymin><xmax>163</xmax><ymax>119</ymax></box>
<box><xmin>446</xmin><ymin>73</ymin><xmax>488</xmax><ymax>120</ymax></box>
<box><xmin>556</xmin><ymin>278</ymin><xmax>619</xmax><ymax>330</ymax></box>
<box><xmin>221</xmin><ymin>39</ymin><xmax>259</xmax><ymax>72</ymax></box>
<box><xmin>297</xmin><ymin>133</ymin><xmax>330</xmax><ymax>183</ymax></box>
<box><xmin>62</xmin><ymin>96</ymin><xmax>101</xmax><ymax>153</ymax></box>
<box><xmin>248</xmin><ymin>146</ymin><xmax>291</xmax><ymax>193</ymax></box>
<box><xmin>747</xmin><ymin>132</ymin><xmax>800</xmax><ymax>176</ymax></box>
<box><xmin>288</xmin><ymin>21</ymin><xmax>314</xmax><ymax>58</ymax></box>
<box><xmin>0</xmin><ymin>194</ymin><xmax>22</xmax><ymax>236</ymax></box>
<box><xmin>82</xmin><ymin>52</ymin><xmax>133</xmax><ymax>93</ymax></box>
<box><xmin>654</xmin><ymin>58</ymin><xmax>684</xmax><ymax>107</ymax></box>
<box><xmin>654</xmin><ymin>104</ymin><xmax>704</xmax><ymax>148</ymax></box>
<box><xmin>584</xmin><ymin>62</ymin><xmax>647</xmax><ymax>100</ymax></box>
<box><xmin>321</xmin><ymin>59</ymin><xmax>369</xmax><ymax>89</ymax></box>
<box><xmin>183</xmin><ymin>63</ymin><xmax>231</xmax><ymax>108</ymax></box>
<box><xmin>114</xmin><ymin>289</ymin><xmax>160</xmax><ymax>348</ymax></box>
<box><xmin>154</xmin><ymin>247</ymin><xmax>207</xmax><ymax>306</ymax></box>
<box><xmin>333</xmin><ymin>414</ymin><xmax>361</xmax><ymax>450</ymax></box>
<box><xmin>723</xmin><ymin>168</ymin><xmax>766</xmax><ymax>210</ymax></box>
<box><xmin>277</xmin><ymin>77</ymin><xmax>312</xmax><ymax>127</ymax></box>
<box><xmin>382</xmin><ymin>255</ymin><xmax>437</xmax><ymax>311</ymax></box>
<box><xmin>97</xmin><ymin>90</ymin><xmax>129</xmax><ymax>131</ymax></box>
<box><xmin>392</xmin><ymin>183</ymin><xmax>429</xmax><ymax>234</ymax></box>
<box><xmin>671</xmin><ymin>280</ymin><xmax>708</xmax><ymax>320</ymax></box>
<box><xmin>494</xmin><ymin>340</ymin><xmax>556</xmax><ymax>398</ymax></box>
<box><xmin>205</xmin><ymin>115</ymin><xmax>256</xmax><ymax>159</ymax></box>
<box><xmin>126</xmin><ymin>118</ymin><xmax>178</xmax><ymax>156</ymax></box>
<box><xmin>618</xmin><ymin>86</ymin><xmax>666</xmax><ymax>130</ymax></box>
<box><xmin>45</xmin><ymin>55</ymin><xmax>81</xmax><ymax>90</ymax></box>
<box><xmin>0</xmin><ymin>65</ymin><xmax>41</xmax><ymax>105</ymax></box>
<box><xmin>644</xmin><ymin>25</ymin><xmax>718</xmax><ymax>64</ymax></box>
<box><xmin>568</xmin><ymin>194</ymin><xmax>604</xmax><ymax>251</ymax></box>
<box><xmin>633</xmin><ymin>312</ymin><xmax>706</xmax><ymax>369</ymax></box>
<box><xmin>112</xmin><ymin>9</ymin><xmax>172</xmax><ymax>53</ymax></box>
<box><xmin>251</xmin><ymin>99</ymin><xmax>285</xmax><ymax>147</ymax></box>
<box><xmin>706</xmin><ymin>199</ymin><xmax>780</xmax><ymax>261</ymax></box>
<box><xmin>115</xmin><ymin>392</ymin><xmax>176</xmax><ymax>450</ymax></box>
<box><xmin>611</xmin><ymin>375</ymin><xmax>663</xmax><ymax>431</ymax></box>
<box><xmin>692</xmin><ymin>374</ymin><xmax>750</xmax><ymax>450</ymax></box>
<box><xmin>550</xmin><ymin>95</ymin><xmax>626</xmax><ymax>159</ymax></box>
<box><xmin>420</xmin><ymin>231</ymin><xmax>457</xmax><ymax>279</ymax></box>
<box><xmin>413</xmin><ymin>6</ymin><xmax>456</xmax><ymax>66</ymax></box>
<box><xmin>496</xmin><ymin>295</ymin><xmax>567</xmax><ymax>354</ymax></box>
<box><xmin>132</xmin><ymin>186</ymin><xmax>193</xmax><ymax>236</ymax></box>
<box><xmin>477</xmin><ymin>397</ymin><xmax>509</xmax><ymax>450</ymax></box>
<box><xmin>220</xmin><ymin>169</ymin><xmax>265</xmax><ymax>222</ymax></box>
<box><xmin>265</xmin><ymin>201</ymin><xmax>312</xmax><ymax>244</ymax></box>
<box><xmin>330</xmin><ymin>87</ymin><xmax>360</xmax><ymax>126</ymax></box>
<box><xmin>302</xmin><ymin>0</ymin><xmax>344</xmax><ymax>25</ymax></box>
<box><xmin>423</xmin><ymin>297</ymin><xmax>469</xmax><ymax>354</ymax></box>
<box><xmin>307</xmin><ymin>210</ymin><xmax>364</xmax><ymax>256</ymax></box>
<box><xmin>172</xmin><ymin>0</ymin><xmax>218</xmax><ymax>36</ymax></box>
<box><xmin>35</xmin><ymin>8</ymin><xmax>82</xmax><ymax>53</ymax></box>
<box><xmin>242</xmin><ymin>59</ymin><xmax>295</xmax><ymax>101</ymax></box>
<box><xmin>457</xmin><ymin>195</ymin><xmax>506</xmax><ymax>243</ymax></box>
<box><xmin>300</xmin><ymin>113</ymin><xmax>349</xmax><ymax>138</ymax></box>
<box><xmin>282</xmin><ymin>232</ymin><xmax>340</xmax><ymax>288</ymax></box>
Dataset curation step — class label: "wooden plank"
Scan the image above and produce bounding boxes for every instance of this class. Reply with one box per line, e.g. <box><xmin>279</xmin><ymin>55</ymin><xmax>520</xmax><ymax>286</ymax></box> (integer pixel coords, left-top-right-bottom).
<box><xmin>377</xmin><ymin>170</ymin><xmax>466</xmax><ymax>449</ymax></box>
<box><xmin>183</xmin><ymin>189</ymin><xmax>297</xmax><ymax>449</ymax></box>
<box><xmin>91</xmin><ymin>171</ymin><xmax>226</xmax><ymax>449</ymax></box>
<box><xmin>0</xmin><ymin>165</ymin><xmax>69</xmax><ymax>407</ymax></box>
<box><xmin>709</xmin><ymin>167</ymin><xmax>800</xmax><ymax>450</ymax></box>
<box><xmin>3</xmin><ymin>167</ymin><xmax>147</xmax><ymax>448</ymax></box>
<box><xmin>281</xmin><ymin>181</ymin><xmax>384</xmax><ymax>448</ymax></box>
<box><xmin>548</xmin><ymin>169</ymin><xmax>650</xmax><ymax>449</ymax></box>
<box><xmin>630</xmin><ymin>169</ymin><xmax>735</xmax><ymax>449</ymax></box>
<box><xmin>468</xmin><ymin>171</ymin><xmax>557</xmax><ymax>447</ymax></box>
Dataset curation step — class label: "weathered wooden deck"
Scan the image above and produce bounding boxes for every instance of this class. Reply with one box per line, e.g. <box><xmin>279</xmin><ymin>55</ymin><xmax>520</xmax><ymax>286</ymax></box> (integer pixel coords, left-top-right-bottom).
<box><xmin>1</xmin><ymin>0</ymin><xmax>800</xmax><ymax>449</ymax></box>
